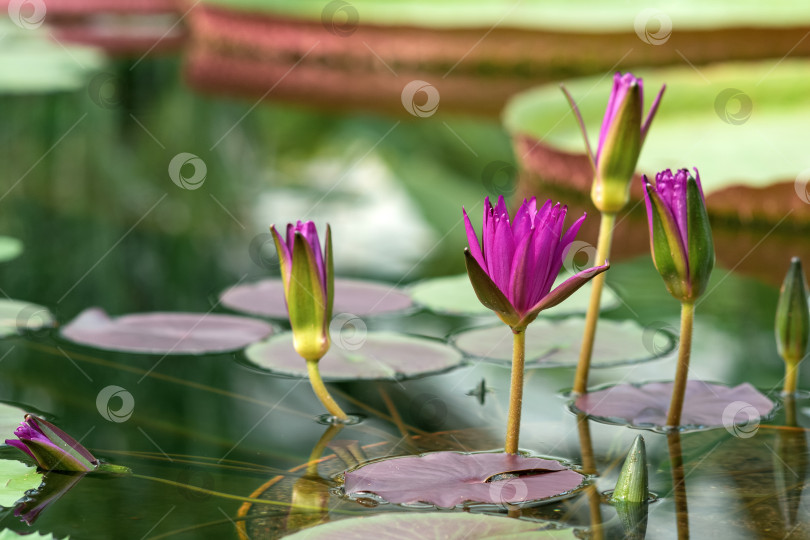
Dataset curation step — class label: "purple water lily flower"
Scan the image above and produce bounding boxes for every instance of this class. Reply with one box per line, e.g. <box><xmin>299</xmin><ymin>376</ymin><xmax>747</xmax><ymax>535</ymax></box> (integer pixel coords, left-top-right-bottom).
<box><xmin>5</xmin><ymin>414</ymin><xmax>97</xmax><ymax>472</ymax></box>
<box><xmin>642</xmin><ymin>168</ymin><xmax>714</xmax><ymax>303</ymax></box>
<box><xmin>270</xmin><ymin>220</ymin><xmax>334</xmax><ymax>362</ymax></box>
<box><xmin>463</xmin><ymin>196</ymin><xmax>609</xmax><ymax>330</ymax></box>
<box><xmin>563</xmin><ymin>71</ymin><xmax>665</xmax><ymax>213</ymax></box>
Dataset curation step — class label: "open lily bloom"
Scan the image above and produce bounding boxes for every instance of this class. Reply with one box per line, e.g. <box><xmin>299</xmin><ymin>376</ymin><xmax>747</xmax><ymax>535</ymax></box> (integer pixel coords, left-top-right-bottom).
<box><xmin>5</xmin><ymin>414</ymin><xmax>97</xmax><ymax>472</ymax></box>
<box><xmin>463</xmin><ymin>196</ymin><xmax>609</xmax><ymax>331</ymax></box>
<box><xmin>642</xmin><ymin>168</ymin><xmax>715</xmax><ymax>303</ymax></box>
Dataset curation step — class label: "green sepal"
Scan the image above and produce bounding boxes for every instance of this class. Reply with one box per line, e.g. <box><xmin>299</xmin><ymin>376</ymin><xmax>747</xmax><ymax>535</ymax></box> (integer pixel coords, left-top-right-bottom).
<box><xmin>324</xmin><ymin>225</ymin><xmax>335</xmax><ymax>324</ymax></box>
<box><xmin>612</xmin><ymin>435</ymin><xmax>649</xmax><ymax>503</ymax></box>
<box><xmin>27</xmin><ymin>417</ymin><xmax>96</xmax><ymax>472</ymax></box>
<box><xmin>463</xmin><ymin>249</ymin><xmax>520</xmax><ymax>328</ymax></box>
<box><xmin>594</xmin><ymin>83</ymin><xmax>642</xmax><ymax>213</ymax></box>
<box><xmin>270</xmin><ymin>225</ymin><xmax>291</xmax><ymax>290</ymax></box>
<box><xmin>93</xmin><ymin>463</ymin><xmax>132</xmax><ymax>475</ymax></box>
<box><xmin>776</xmin><ymin>257</ymin><xmax>810</xmax><ymax>365</ymax></box>
<box><xmin>685</xmin><ymin>175</ymin><xmax>715</xmax><ymax>301</ymax></box>
<box><xmin>645</xmin><ymin>181</ymin><xmax>689</xmax><ymax>301</ymax></box>
<box><xmin>288</xmin><ymin>232</ymin><xmax>329</xmax><ymax>361</ymax></box>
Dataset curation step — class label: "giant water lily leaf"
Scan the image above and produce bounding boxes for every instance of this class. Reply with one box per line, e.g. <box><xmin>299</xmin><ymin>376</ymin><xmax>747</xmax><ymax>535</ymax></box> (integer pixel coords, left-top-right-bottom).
<box><xmin>0</xmin><ymin>460</ymin><xmax>41</xmax><ymax>507</ymax></box>
<box><xmin>0</xmin><ymin>237</ymin><xmax>22</xmax><ymax>263</ymax></box>
<box><xmin>0</xmin><ymin>300</ymin><xmax>55</xmax><ymax>338</ymax></box>
<box><xmin>244</xmin><ymin>332</ymin><xmax>462</xmax><ymax>381</ymax></box>
<box><xmin>343</xmin><ymin>452</ymin><xmax>585</xmax><ymax>508</ymax></box>
<box><xmin>283</xmin><ymin>512</ymin><xmax>578</xmax><ymax>540</ymax></box>
<box><xmin>220</xmin><ymin>278</ymin><xmax>412</xmax><ymax>319</ymax></box>
<box><xmin>505</xmin><ymin>60</ymin><xmax>810</xmax><ymax>224</ymax></box>
<box><xmin>573</xmin><ymin>380</ymin><xmax>775</xmax><ymax>431</ymax></box>
<box><xmin>409</xmin><ymin>274</ymin><xmax>618</xmax><ymax>318</ymax></box>
<box><xmin>60</xmin><ymin>308</ymin><xmax>273</xmax><ymax>355</ymax></box>
<box><xmin>453</xmin><ymin>318</ymin><xmax>674</xmax><ymax>368</ymax></box>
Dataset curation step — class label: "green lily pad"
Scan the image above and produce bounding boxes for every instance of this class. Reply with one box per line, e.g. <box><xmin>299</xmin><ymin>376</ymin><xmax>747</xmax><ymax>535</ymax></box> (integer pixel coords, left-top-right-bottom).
<box><xmin>409</xmin><ymin>273</ymin><xmax>618</xmax><ymax>318</ymax></box>
<box><xmin>0</xmin><ymin>20</ymin><xmax>104</xmax><ymax>94</ymax></box>
<box><xmin>205</xmin><ymin>0</ymin><xmax>810</xmax><ymax>31</ymax></box>
<box><xmin>0</xmin><ymin>531</ymin><xmax>63</xmax><ymax>540</ymax></box>
<box><xmin>0</xmin><ymin>403</ymin><xmax>29</xmax><ymax>440</ymax></box>
<box><xmin>243</xmin><ymin>331</ymin><xmax>463</xmax><ymax>381</ymax></box>
<box><xmin>504</xmin><ymin>59</ymin><xmax>810</xmax><ymax>196</ymax></box>
<box><xmin>0</xmin><ymin>300</ymin><xmax>56</xmax><ymax>338</ymax></box>
<box><xmin>282</xmin><ymin>512</ymin><xmax>577</xmax><ymax>540</ymax></box>
<box><xmin>0</xmin><ymin>237</ymin><xmax>22</xmax><ymax>263</ymax></box>
<box><xmin>452</xmin><ymin>318</ymin><xmax>674</xmax><ymax>368</ymax></box>
<box><xmin>0</xmin><ymin>459</ymin><xmax>41</xmax><ymax>508</ymax></box>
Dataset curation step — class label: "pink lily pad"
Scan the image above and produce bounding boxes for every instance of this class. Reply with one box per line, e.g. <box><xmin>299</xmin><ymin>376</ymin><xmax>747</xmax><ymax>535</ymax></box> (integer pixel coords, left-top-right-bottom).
<box><xmin>342</xmin><ymin>451</ymin><xmax>585</xmax><ymax>508</ymax></box>
<box><xmin>572</xmin><ymin>380</ymin><xmax>775</xmax><ymax>431</ymax></box>
<box><xmin>219</xmin><ymin>278</ymin><xmax>412</xmax><ymax>319</ymax></box>
<box><xmin>60</xmin><ymin>308</ymin><xmax>273</xmax><ymax>355</ymax></box>
<box><xmin>283</xmin><ymin>512</ymin><xmax>578</xmax><ymax>540</ymax></box>
<box><xmin>243</xmin><ymin>331</ymin><xmax>462</xmax><ymax>381</ymax></box>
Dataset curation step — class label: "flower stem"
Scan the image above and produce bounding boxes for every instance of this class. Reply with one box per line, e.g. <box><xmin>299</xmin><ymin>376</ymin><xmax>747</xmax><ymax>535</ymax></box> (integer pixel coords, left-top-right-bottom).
<box><xmin>784</xmin><ymin>360</ymin><xmax>799</xmax><ymax>396</ymax></box>
<box><xmin>306</xmin><ymin>359</ymin><xmax>349</xmax><ymax>421</ymax></box>
<box><xmin>505</xmin><ymin>328</ymin><xmax>526</xmax><ymax>454</ymax></box>
<box><xmin>666</xmin><ymin>302</ymin><xmax>695</xmax><ymax>427</ymax></box>
<box><xmin>574</xmin><ymin>212</ymin><xmax>616</xmax><ymax>395</ymax></box>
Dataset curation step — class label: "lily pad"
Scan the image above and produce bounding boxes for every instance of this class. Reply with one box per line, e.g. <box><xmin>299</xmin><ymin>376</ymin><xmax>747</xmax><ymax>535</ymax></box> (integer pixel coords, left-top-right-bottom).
<box><xmin>504</xmin><ymin>60</ymin><xmax>810</xmax><ymax>225</ymax></box>
<box><xmin>0</xmin><ymin>403</ymin><xmax>30</xmax><ymax>439</ymax></box>
<box><xmin>283</xmin><ymin>512</ymin><xmax>578</xmax><ymax>540</ymax></box>
<box><xmin>0</xmin><ymin>300</ymin><xmax>56</xmax><ymax>338</ymax></box>
<box><xmin>0</xmin><ymin>237</ymin><xmax>22</xmax><ymax>263</ymax></box>
<box><xmin>409</xmin><ymin>273</ymin><xmax>618</xmax><ymax>318</ymax></box>
<box><xmin>220</xmin><ymin>278</ymin><xmax>412</xmax><ymax>319</ymax></box>
<box><xmin>0</xmin><ymin>532</ymin><xmax>62</xmax><ymax>540</ymax></box>
<box><xmin>572</xmin><ymin>380</ymin><xmax>775</xmax><ymax>431</ymax></box>
<box><xmin>452</xmin><ymin>318</ymin><xmax>674</xmax><ymax>368</ymax></box>
<box><xmin>243</xmin><ymin>331</ymin><xmax>462</xmax><ymax>381</ymax></box>
<box><xmin>60</xmin><ymin>308</ymin><xmax>273</xmax><ymax>355</ymax></box>
<box><xmin>0</xmin><ymin>459</ymin><xmax>41</xmax><ymax>508</ymax></box>
<box><xmin>342</xmin><ymin>451</ymin><xmax>585</xmax><ymax>508</ymax></box>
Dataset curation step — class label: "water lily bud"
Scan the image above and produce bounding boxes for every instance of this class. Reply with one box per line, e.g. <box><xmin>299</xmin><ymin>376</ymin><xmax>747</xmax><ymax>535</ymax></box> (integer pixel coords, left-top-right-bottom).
<box><xmin>775</xmin><ymin>257</ymin><xmax>810</xmax><ymax>365</ymax></box>
<box><xmin>271</xmin><ymin>221</ymin><xmax>334</xmax><ymax>361</ymax></box>
<box><xmin>642</xmin><ymin>168</ymin><xmax>714</xmax><ymax>303</ymax></box>
<box><xmin>612</xmin><ymin>435</ymin><xmax>648</xmax><ymax>503</ymax></box>
<box><xmin>5</xmin><ymin>414</ymin><xmax>97</xmax><ymax>472</ymax></box>
<box><xmin>463</xmin><ymin>196</ymin><xmax>609</xmax><ymax>331</ymax></box>
<box><xmin>563</xmin><ymin>72</ymin><xmax>665</xmax><ymax>213</ymax></box>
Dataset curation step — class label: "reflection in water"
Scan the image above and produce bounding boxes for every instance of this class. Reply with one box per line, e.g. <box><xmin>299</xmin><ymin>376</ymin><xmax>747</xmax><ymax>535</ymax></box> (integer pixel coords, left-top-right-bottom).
<box><xmin>774</xmin><ymin>396</ymin><xmax>808</xmax><ymax>537</ymax></box>
<box><xmin>576</xmin><ymin>413</ymin><xmax>604</xmax><ymax>540</ymax></box>
<box><xmin>667</xmin><ymin>431</ymin><xmax>689</xmax><ymax>540</ymax></box>
<box><xmin>14</xmin><ymin>471</ymin><xmax>84</xmax><ymax>525</ymax></box>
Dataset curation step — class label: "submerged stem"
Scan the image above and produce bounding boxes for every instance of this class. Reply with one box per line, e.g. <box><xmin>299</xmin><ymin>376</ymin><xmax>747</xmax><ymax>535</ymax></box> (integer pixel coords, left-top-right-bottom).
<box><xmin>667</xmin><ymin>302</ymin><xmax>695</xmax><ymax>427</ymax></box>
<box><xmin>574</xmin><ymin>212</ymin><xmax>616</xmax><ymax>395</ymax></box>
<box><xmin>306</xmin><ymin>359</ymin><xmax>349</xmax><ymax>421</ymax></box>
<box><xmin>505</xmin><ymin>328</ymin><xmax>526</xmax><ymax>454</ymax></box>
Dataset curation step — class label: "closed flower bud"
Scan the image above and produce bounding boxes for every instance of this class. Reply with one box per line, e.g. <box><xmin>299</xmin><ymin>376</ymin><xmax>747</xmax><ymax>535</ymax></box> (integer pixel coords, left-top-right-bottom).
<box><xmin>775</xmin><ymin>257</ymin><xmax>810</xmax><ymax>366</ymax></box>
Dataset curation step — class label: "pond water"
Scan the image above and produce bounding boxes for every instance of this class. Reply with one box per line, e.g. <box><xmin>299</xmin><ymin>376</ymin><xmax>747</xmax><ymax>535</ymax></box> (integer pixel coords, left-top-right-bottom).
<box><xmin>0</xmin><ymin>27</ymin><xmax>808</xmax><ymax>540</ymax></box>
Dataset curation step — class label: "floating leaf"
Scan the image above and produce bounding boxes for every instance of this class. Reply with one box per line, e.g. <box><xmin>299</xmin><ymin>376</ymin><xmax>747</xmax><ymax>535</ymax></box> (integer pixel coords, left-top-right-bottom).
<box><xmin>452</xmin><ymin>318</ymin><xmax>673</xmax><ymax>368</ymax></box>
<box><xmin>0</xmin><ymin>403</ymin><xmax>29</xmax><ymax>437</ymax></box>
<box><xmin>409</xmin><ymin>274</ymin><xmax>618</xmax><ymax>317</ymax></box>
<box><xmin>243</xmin><ymin>332</ymin><xmax>462</xmax><ymax>381</ymax></box>
<box><xmin>0</xmin><ymin>459</ymin><xmax>41</xmax><ymax>508</ymax></box>
<box><xmin>0</xmin><ymin>237</ymin><xmax>22</xmax><ymax>263</ymax></box>
<box><xmin>0</xmin><ymin>300</ymin><xmax>55</xmax><ymax>338</ymax></box>
<box><xmin>342</xmin><ymin>451</ymin><xmax>585</xmax><ymax>508</ymax></box>
<box><xmin>283</xmin><ymin>512</ymin><xmax>578</xmax><ymax>540</ymax></box>
<box><xmin>0</xmin><ymin>531</ymin><xmax>63</xmax><ymax>540</ymax></box>
<box><xmin>572</xmin><ymin>380</ymin><xmax>775</xmax><ymax>431</ymax></box>
<box><xmin>60</xmin><ymin>308</ymin><xmax>273</xmax><ymax>355</ymax></box>
<box><xmin>220</xmin><ymin>278</ymin><xmax>412</xmax><ymax>319</ymax></box>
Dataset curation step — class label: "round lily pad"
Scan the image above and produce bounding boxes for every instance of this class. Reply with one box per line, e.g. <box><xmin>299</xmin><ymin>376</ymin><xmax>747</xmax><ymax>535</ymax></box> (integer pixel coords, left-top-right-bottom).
<box><xmin>0</xmin><ymin>237</ymin><xmax>22</xmax><ymax>263</ymax></box>
<box><xmin>243</xmin><ymin>331</ymin><xmax>463</xmax><ymax>381</ymax></box>
<box><xmin>409</xmin><ymin>273</ymin><xmax>618</xmax><ymax>317</ymax></box>
<box><xmin>572</xmin><ymin>380</ymin><xmax>776</xmax><ymax>431</ymax></box>
<box><xmin>0</xmin><ymin>459</ymin><xmax>41</xmax><ymax>508</ymax></box>
<box><xmin>0</xmin><ymin>300</ymin><xmax>56</xmax><ymax>338</ymax></box>
<box><xmin>342</xmin><ymin>451</ymin><xmax>585</xmax><ymax>508</ymax></box>
<box><xmin>452</xmin><ymin>318</ymin><xmax>674</xmax><ymax>368</ymax></box>
<box><xmin>220</xmin><ymin>278</ymin><xmax>413</xmax><ymax>319</ymax></box>
<box><xmin>60</xmin><ymin>308</ymin><xmax>273</xmax><ymax>355</ymax></box>
<box><xmin>283</xmin><ymin>512</ymin><xmax>578</xmax><ymax>540</ymax></box>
